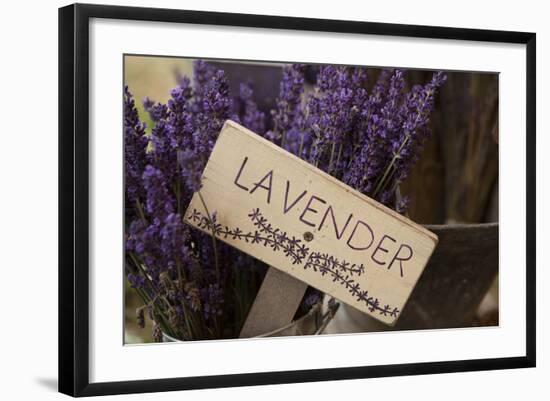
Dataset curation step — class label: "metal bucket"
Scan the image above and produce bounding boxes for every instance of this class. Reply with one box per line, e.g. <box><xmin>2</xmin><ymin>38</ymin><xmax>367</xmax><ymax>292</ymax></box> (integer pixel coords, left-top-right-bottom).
<box><xmin>162</xmin><ymin>300</ymin><xmax>340</xmax><ymax>342</ymax></box>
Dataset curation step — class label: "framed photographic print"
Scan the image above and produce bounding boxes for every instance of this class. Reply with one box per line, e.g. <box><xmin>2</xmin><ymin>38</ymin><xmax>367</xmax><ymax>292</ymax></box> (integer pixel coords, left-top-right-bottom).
<box><xmin>58</xmin><ymin>3</ymin><xmax>536</xmax><ymax>397</ymax></box>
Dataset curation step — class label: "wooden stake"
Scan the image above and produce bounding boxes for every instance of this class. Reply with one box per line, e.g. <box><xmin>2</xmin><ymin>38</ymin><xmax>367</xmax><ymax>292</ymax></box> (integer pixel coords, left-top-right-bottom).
<box><xmin>239</xmin><ymin>267</ymin><xmax>307</xmax><ymax>338</ymax></box>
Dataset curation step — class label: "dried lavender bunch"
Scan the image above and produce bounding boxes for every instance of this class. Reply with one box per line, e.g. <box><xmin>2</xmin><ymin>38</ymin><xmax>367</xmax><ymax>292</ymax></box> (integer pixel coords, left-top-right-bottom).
<box><xmin>124</xmin><ymin>60</ymin><xmax>446</xmax><ymax>341</ymax></box>
<box><xmin>305</xmin><ymin>65</ymin><xmax>369</xmax><ymax>173</ymax></box>
<box><xmin>125</xmin><ymin>62</ymin><xmax>277</xmax><ymax>341</ymax></box>
<box><xmin>265</xmin><ymin>65</ymin><xmax>446</xmax><ymax>210</ymax></box>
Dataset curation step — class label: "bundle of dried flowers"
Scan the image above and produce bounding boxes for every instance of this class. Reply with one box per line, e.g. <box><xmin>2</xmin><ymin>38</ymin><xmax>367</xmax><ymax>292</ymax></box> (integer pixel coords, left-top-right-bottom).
<box><xmin>125</xmin><ymin>60</ymin><xmax>446</xmax><ymax>341</ymax></box>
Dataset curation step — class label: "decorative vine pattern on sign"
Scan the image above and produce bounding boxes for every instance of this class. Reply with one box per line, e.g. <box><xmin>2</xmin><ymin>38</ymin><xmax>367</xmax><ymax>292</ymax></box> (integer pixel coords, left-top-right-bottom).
<box><xmin>187</xmin><ymin>207</ymin><xmax>400</xmax><ymax>317</ymax></box>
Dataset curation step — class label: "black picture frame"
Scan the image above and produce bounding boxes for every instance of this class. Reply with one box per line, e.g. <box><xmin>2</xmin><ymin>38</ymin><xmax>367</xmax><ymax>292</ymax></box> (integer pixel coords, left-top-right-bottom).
<box><xmin>59</xmin><ymin>3</ymin><xmax>536</xmax><ymax>397</ymax></box>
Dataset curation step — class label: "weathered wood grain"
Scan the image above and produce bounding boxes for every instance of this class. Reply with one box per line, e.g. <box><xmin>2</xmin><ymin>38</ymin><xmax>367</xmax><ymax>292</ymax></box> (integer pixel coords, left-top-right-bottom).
<box><xmin>184</xmin><ymin>121</ymin><xmax>438</xmax><ymax>325</ymax></box>
<box><xmin>239</xmin><ymin>267</ymin><xmax>308</xmax><ymax>338</ymax></box>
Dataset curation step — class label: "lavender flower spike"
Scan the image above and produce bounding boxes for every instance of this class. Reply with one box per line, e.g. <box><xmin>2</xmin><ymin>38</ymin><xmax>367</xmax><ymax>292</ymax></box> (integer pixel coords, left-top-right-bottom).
<box><xmin>267</xmin><ymin>64</ymin><xmax>305</xmax><ymax>148</ymax></box>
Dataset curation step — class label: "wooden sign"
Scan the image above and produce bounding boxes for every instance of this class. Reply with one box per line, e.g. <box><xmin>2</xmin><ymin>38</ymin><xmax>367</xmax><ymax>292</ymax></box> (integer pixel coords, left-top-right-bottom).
<box><xmin>184</xmin><ymin>121</ymin><xmax>438</xmax><ymax>325</ymax></box>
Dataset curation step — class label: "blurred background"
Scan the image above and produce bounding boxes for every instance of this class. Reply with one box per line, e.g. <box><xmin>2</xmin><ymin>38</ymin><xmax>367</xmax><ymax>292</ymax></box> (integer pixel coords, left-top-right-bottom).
<box><xmin>124</xmin><ymin>55</ymin><xmax>499</xmax><ymax>343</ymax></box>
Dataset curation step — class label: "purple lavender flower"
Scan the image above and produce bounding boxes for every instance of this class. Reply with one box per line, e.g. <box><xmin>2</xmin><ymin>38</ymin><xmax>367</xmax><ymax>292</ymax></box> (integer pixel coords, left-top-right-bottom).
<box><xmin>266</xmin><ymin>64</ymin><xmax>305</xmax><ymax>148</ymax></box>
<box><xmin>343</xmin><ymin>69</ymin><xmax>406</xmax><ymax>197</ymax></box>
<box><xmin>306</xmin><ymin>66</ymin><xmax>368</xmax><ymax>173</ymax></box>
<box><xmin>301</xmin><ymin>288</ymin><xmax>322</xmax><ymax>311</ymax></box>
<box><xmin>396</xmin><ymin>194</ymin><xmax>411</xmax><ymax>214</ymax></box>
<box><xmin>127</xmin><ymin>273</ymin><xmax>146</xmax><ymax>289</ymax></box>
<box><xmin>124</xmin><ymin>86</ymin><xmax>149</xmax><ymax>208</ymax></box>
<box><xmin>143</xmin><ymin>97</ymin><xmax>169</xmax><ymax>122</ymax></box>
<box><xmin>177</xmin><ymin>149</ymin><xmax>203</xmax><ymax>193</ymax></box>
<box><xmin>192</xmin><ymin>60</ymin><xmax>216</xmax><ymax>112</ymax></box>
<box><xmin>167</xmin><ymin>77</ymin><xmax>194</xmax><ymax>150</ymax></box>
<box><xmin>200</xmin><ymin>283</ymin><xmax>224</xmax><ymax>322</ymax></box>
<box><xmin>149</xmin><ymin>120</ymin><xmax>177</xmax><ymax>181</ymax></box>
<box><xmin>370</xmin><ymin>71</ymin><xmax>447</xmax><ymax>203</ymax></box>
<box><xmin>142</xmin><ymin>165</ymin><xmax>175</xmax><ymax>218</ymax></box>
<box><xmin>142</xmin><ymin>96</ymin><xmax>154</xmax><ymax>111</ymax></box>
<box><xmin>193</xmin><ymin>69</ymin><xmax>236</xmax><ymax>162</ymax></box>
<box><xmin>159</xmin><ymin>213</ymin><xmax>192</xmax><ymax>270</ymax></box>
<box><xmin>392</xmin><ymin>71</ymin><xmax>447</xmax><ymax>185</ymax></box>
<box><xmin>237</xmin><ymin>82</ymin><xmax>266</xmax><ymax>135</ymax></box>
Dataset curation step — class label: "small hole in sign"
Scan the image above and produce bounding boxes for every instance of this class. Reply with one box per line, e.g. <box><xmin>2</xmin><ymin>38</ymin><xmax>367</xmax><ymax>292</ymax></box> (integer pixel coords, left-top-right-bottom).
<box><xmin>303</xmin><ymin>232</ymin><xmax>314</xmax><ymax>242</ymax></box>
